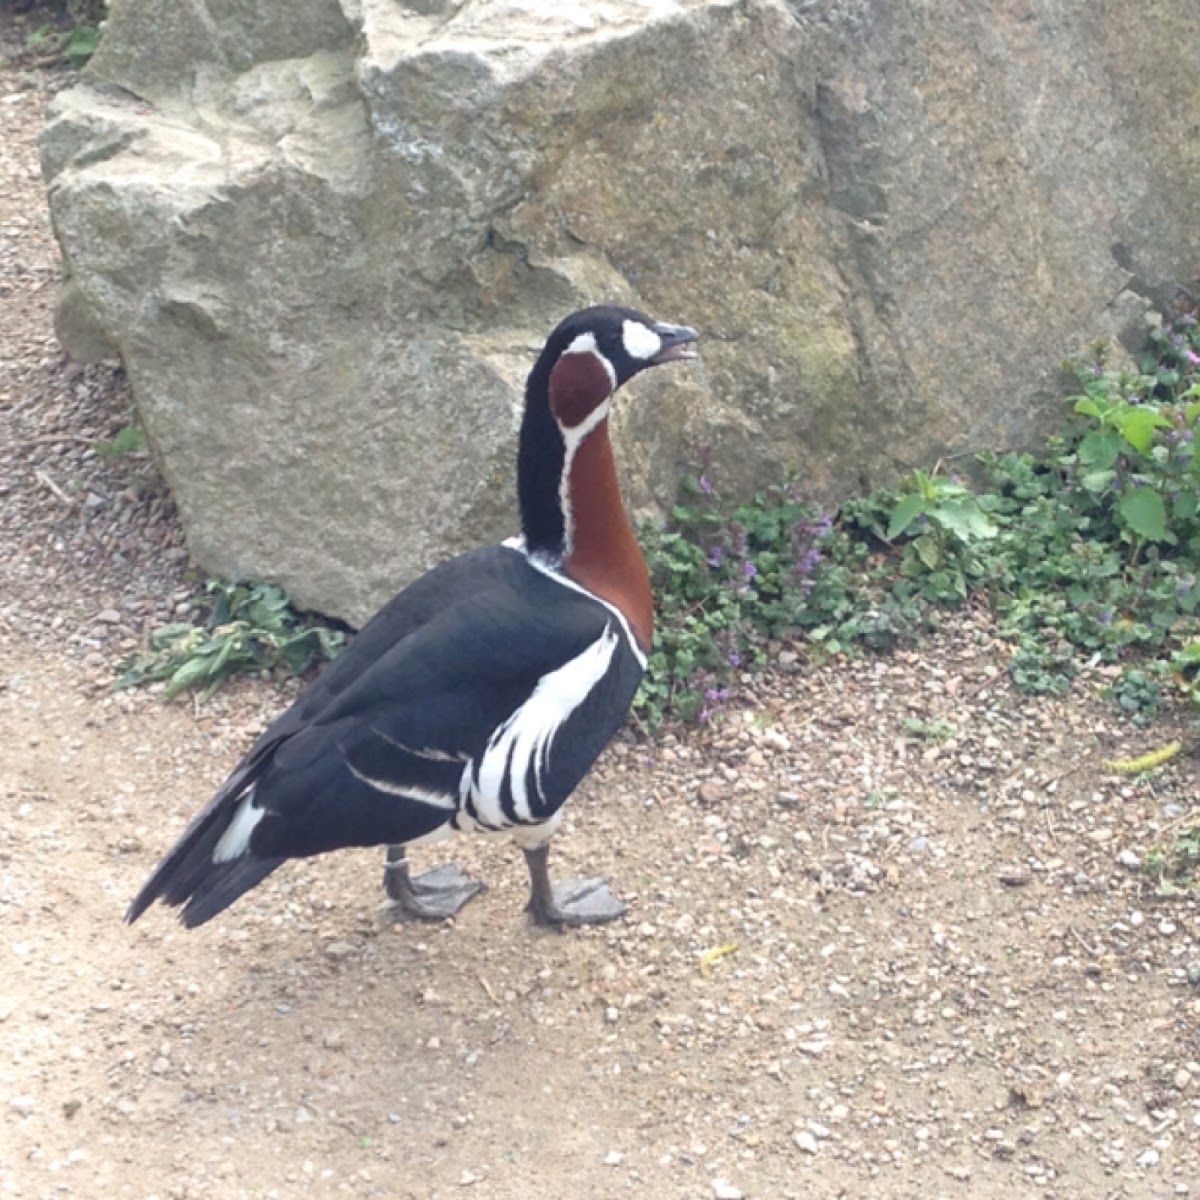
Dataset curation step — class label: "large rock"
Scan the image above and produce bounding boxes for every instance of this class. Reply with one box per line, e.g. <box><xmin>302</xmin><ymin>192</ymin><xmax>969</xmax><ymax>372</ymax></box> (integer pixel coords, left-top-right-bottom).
<box><xmin>41</xmin><ymin>0</ymin><xmax>1200</xmax><ymax>624</ymax></box>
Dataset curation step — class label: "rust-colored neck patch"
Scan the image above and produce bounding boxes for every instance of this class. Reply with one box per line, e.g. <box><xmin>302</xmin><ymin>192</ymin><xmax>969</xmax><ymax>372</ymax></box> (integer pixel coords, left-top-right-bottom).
<box><xmin>549</xmin><ymin>351</ymin><xmax>614</xmax><ymax>429</ymax></box>
<box><xmin>562</xmin><ymin>420</ymin><xmax>654</xmax><ymax>654</ymax></box>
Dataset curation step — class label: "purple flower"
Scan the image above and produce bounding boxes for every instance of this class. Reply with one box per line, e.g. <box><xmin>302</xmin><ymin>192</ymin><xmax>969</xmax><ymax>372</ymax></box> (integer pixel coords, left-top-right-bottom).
<box><xmin>1098</xmin><ymin>610</ymin><xmax>1113</xmax><ymax>626</ymax></box>
<box><xmin>742</xmin><ymin>560</ymin><xmax>758</xmax><ymax>580</ymax></box>
<box><xmin>698</xmin><ymin>475</ymin><xmax>714</xmax><ymax>495</ymax></box>
<box><xmin>1185</xmin><ymin>349</ymin><xmax>1200</xmax><ymax>366</ymax></box>
<box><xmin>796</xmin><ymin>547</ymin><xmax>822</xmax><ymax>576</ymax></box>
<box><xmin>728</xmin><ymin>651</ymin><xmax>742</xmax><ymax>668</ymax></box>
<box><xmin>707</xmin><ymin>546</ymin><xmax>726</xmax><ymax>569</ymax></box>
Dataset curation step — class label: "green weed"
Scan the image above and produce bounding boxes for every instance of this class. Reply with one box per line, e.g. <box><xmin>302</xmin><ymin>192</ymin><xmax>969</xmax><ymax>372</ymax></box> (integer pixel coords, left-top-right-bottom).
<box><xmin>638</xmin><ymin>295</ymin><xmax>1200</xmax><ymax>728</ymax></box>
<box><xmin>1143</xmin><ymin>820</ymin><xmax>1200</xmax><ymax>897</ymax></box>
<box><xmin>119</xmin><ymin>580</ymin><xmax>344</xmax><ymax>701</ymax></box>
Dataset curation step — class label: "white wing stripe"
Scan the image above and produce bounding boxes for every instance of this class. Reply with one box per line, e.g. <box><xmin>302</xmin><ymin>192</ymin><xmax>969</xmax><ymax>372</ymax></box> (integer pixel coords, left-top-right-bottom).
<box><xmin>368</xmin><ymin>726</ymin><xmax>467</xmax><ymax>762</ymax></box>
<box><xmin>343</xmin><ymin>760</ymin><xmax>457</xmax><ymax>810</ymax></box>
<box><xmin>212</xmin><ymin>791</ymin><xmax>266</xmax><ymax>863</ymax></box>
<box><xmin>468</xmin><ymin>625</ymin><xmax>620</xmax><ymax>827</ymax></box>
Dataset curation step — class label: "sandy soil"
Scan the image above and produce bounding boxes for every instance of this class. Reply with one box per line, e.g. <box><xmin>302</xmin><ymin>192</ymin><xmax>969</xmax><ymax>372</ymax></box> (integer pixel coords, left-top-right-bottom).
<box><xmin>1</xmin><ymin>33</ymin><xmax>1198</xmax><ymax>1200</ymax></box>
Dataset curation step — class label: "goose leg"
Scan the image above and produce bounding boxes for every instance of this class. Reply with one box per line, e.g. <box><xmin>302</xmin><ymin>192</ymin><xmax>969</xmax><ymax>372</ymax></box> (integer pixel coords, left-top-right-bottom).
<box><xmin>521</xmin><ymin>844</ymin><xmax>628</xmax><ymax>927</ymax></box>
<box><xmin>382</xmin><ymin>845</ymin><xmax>484</xmax><ymax>920</ymax></box>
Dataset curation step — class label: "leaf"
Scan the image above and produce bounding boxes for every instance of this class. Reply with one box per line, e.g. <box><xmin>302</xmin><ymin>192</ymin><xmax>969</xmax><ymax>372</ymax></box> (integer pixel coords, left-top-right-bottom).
<box><xmin>1173</xmin><ymin>492</ymin><xmax>1198</xmax><ymax>522</ymax></box>
<box><xmin>1114</xmin><ymin>406</ymin><xmax>1170</xmax><ymax>455</ymax></box>
<box><xmin>1077</xmin><ymin>430</ymin><xmax>1120</xmax><ymax>470</ymax></box>
<box><xmin>932</xmin><ymin>498</ymin><xmax>998</xmax><ymax>542</ymax></box>
<box><xmin>887</xmin><ymin>493</ymin><xmax>926</xmax><ymax>540</ymax></box>
<box><xmin>1072</xmin><ymin>396</ymin><xmax>1102</xmax><ymax>419</ymax></box>
<box><xmin>65</xmin><ymin>23</ymin><xmax>100</xmax><ymax>69</ymax></box>
<box><xmin>94</xmin><ymin>425</ymin><xmax>148</xmax><ymax>457</ymax></box>
<box><xmin>165</xmin><ymin>655</ymin><xmax>214</xmax><ymax>699</ymax></box>
<box><xmin>1118</xmin><ymin>487</ymin><xmax>1168</xmax><ymax>542</ymax></box>
<box><xmin>1080</xmin><ymin>468</ymin><xmax>1116</xmax><ymax>494</ymax></box>
<box><xmin>914</xmin><ymin>534</ymin><xmax>940</xmax><ymax>571</ymax></box>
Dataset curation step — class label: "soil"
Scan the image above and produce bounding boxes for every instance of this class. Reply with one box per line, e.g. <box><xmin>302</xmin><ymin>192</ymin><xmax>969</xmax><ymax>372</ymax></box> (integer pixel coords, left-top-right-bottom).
<box><xmin>1</xmin><ymin>34</ymin><xmax>1199</xmax><ymax>1200</ymax></box>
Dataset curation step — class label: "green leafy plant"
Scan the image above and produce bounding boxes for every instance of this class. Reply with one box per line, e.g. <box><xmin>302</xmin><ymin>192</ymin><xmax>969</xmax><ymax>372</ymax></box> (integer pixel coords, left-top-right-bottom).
<box><xmin>1106</xmin><ymin>666</ymin><xmax>1164</xmax><ymax>725</ymax></box>
<box><xmin>901</xmin><ymin>717</ymin><xmax>957</xmax><ymax>742</ymax></box>
<box><xmin>93</xmin><ymin>424</ymin><xmax>148</xmax><ymax>457</ymax></box>
<box><xmin>1171</xmin><ymin>640</ymin><xmax>1200</xmax><ymax>711</ymax></box>
<box><xmin>1143</xmin><ymin>821</ymin><xmax>1200</xmax><ymax>897</ymax></box>
<box><xmin>120</xmin><ymin>580</ymin><xmax>345</xmax><ymax>700</ymax></box>
<box><xmin>16</xmin><ymin>0</ymin><xmax>106</xmax><ymax>68</ymax></box>
<box><xmin>636</xmin><ymin>294</ymin><xmax>1200</xmax><ymax>728</ymax></box>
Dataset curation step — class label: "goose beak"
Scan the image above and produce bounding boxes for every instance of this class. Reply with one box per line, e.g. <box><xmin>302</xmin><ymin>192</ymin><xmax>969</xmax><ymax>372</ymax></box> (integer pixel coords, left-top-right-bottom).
<box><xmin>650</xmin><ymin>321</ymin><xmax>700</xmax><ymax>364</ymax></box>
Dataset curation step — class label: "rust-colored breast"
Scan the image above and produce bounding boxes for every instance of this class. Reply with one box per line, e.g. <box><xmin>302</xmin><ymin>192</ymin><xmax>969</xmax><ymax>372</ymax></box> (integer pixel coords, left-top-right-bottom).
<box><xmin>562</xmin><ymin>425</ymin><xmax>654</xmax><ymax>654</ymax></box>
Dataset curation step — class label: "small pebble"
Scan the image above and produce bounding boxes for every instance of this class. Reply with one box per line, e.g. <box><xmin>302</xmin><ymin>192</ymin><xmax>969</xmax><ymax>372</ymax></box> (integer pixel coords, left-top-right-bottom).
<box><xmin>711</xmin><ymin>1181</ymin><xmax>743</xmax><ymax>1200</ymax></box>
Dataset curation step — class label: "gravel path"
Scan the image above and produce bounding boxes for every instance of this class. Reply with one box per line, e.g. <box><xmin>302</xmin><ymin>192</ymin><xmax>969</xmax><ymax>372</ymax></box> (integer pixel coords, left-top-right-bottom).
<box><xmin>2</xmin><ymin>48</ymin><xmax>1198</xmax><ymax>1200</ymax></box>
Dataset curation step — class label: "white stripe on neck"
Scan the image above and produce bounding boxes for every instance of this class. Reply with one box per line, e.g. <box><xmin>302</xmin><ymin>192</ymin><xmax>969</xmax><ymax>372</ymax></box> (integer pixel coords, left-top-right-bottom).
<box><xmin>558</xmin><ymin>399</ymin><xmax>610</xmax><ymax>558</ymax></box>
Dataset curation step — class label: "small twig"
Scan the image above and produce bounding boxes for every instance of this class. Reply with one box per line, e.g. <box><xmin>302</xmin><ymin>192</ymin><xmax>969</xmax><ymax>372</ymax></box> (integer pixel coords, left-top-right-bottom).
<box><xmin>21</xmin><ymin>433</ymin><xmax>100</xmax><ymax>447</ymax></box>
<box><xmin>1044</xmin><ymin>807</ymin><xmax>1059</xmax><ymax>850</ymax></box>
<box><xmin>698</xmin><ymin>942</ymin><xmax>738</xmax><ymax>977</ymax></box>
<box><xmin>1157</xmin><ymin>805</ymin><xmax>1200</xmax><ymax>839</ymax></box>
<box><xmin>1068</xmin><ymin>926</ymin><xmax>1101</xmax><ymax>958</ymax></box>
<box><xmin>35</xmin><ymin>469</ymin><xmax>72</xmax><ymax>504</ymax></box>
<box><xmin>966</xmin><ymin>670</ymin><xmax>1004</xmax><ymax>698</ymax></box>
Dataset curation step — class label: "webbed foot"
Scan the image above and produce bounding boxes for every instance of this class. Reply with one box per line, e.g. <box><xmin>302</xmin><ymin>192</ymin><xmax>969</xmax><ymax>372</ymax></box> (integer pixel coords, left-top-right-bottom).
<box><xmin>382</xmin><ymin>848</ymin><xmax>484</xmax><ymax>921</ymax></box>
<box><xmin>522</xmin><ymin>845</ymin><xmax>628</xmax><ymax>927</ymax></box>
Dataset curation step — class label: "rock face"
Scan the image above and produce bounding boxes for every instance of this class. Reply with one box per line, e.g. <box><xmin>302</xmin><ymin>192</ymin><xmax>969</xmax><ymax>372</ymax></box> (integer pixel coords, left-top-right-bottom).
<box><xmin>41</xmin><ymin>0</ymin><xmax>1200</xmax><ymax>623</ymax></box>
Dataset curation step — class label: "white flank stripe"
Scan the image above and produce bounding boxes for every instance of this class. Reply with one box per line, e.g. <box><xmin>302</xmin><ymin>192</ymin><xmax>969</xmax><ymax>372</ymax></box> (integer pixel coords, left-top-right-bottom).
<box><xmin>369</xmin><ymin>726</ymin><xmax>466</xmax><ymax>763</ymax></box>
<box><xmin>344</xmin><ymin>761</ymin><xmax>457</xmax><ymax>810</ymax></box>
<box><xmin>212</xmin><ymin>792</ymin><xmax>266</xmax><ymax>863</ymax></box>
<box><xmin>621</xmin><ymin>319</ymin><xmax>661</xmax><ymax>360</ymax></box>
<box><xmin>468</xmin><ymin>625</ymin><xmax>620</xmax><ymax>827</ymax></box>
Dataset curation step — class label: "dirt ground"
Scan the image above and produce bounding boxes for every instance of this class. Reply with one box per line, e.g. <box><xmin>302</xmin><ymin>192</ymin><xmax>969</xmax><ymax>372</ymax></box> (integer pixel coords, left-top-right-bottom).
<box><xmin>2</xmin><ymin>37</ymin><xmax>1199</xmax><ymax>1200</ymax></box>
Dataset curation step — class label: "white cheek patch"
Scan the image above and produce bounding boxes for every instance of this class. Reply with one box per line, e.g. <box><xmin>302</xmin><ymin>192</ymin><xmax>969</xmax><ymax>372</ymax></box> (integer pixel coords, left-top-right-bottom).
<box><xmin>621</xmin><ymin>320</ymin><xmax>662</xmax><ymax>361</ymax></box>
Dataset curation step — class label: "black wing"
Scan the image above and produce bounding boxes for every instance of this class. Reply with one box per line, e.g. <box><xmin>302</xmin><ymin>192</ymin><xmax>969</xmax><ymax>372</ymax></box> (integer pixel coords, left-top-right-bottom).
<box><xmin>126</xmin><ymin>547</ymin><xmax>635</xmax><ymax>926</ymax></box>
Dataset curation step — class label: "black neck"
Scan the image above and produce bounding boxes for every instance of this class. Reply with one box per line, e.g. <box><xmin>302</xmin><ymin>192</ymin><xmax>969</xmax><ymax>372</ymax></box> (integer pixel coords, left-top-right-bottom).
<box><xmin>517</xmin><ymin>350</ymin><xmax>567</xmax><ymax>560</ymax></box>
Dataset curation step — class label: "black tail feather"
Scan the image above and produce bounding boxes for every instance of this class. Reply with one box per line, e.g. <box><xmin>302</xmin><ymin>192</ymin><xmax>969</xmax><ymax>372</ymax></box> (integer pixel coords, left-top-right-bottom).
<box><xmin>126</xmin><ymin>760</ymin><xmax>280</xmax><ymax>927</ymax></box>
<box><xmin>178</xmin><ymin>856</ymin><xmax>285</xmax><ymax>927</ymax></box>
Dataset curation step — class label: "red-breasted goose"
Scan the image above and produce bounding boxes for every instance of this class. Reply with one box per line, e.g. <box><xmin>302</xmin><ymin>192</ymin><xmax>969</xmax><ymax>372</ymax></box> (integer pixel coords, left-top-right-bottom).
<box><xmin>126</xmin><ymin>306</ymin><xmax>698</xmax><ymax>929</ymax></box>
